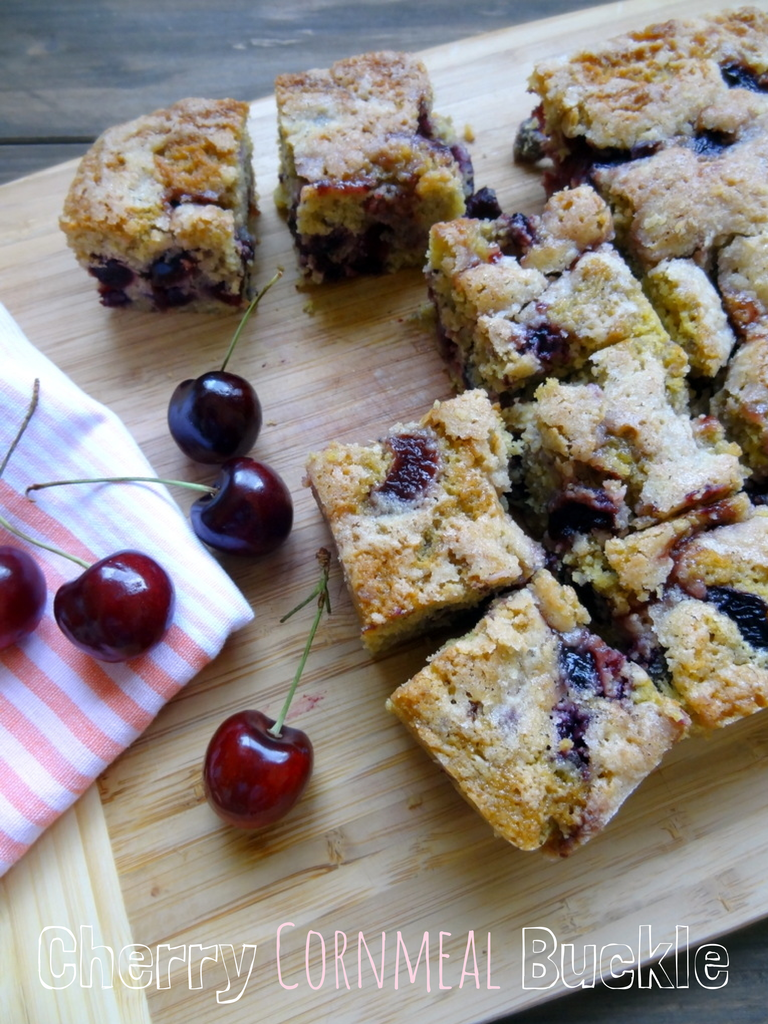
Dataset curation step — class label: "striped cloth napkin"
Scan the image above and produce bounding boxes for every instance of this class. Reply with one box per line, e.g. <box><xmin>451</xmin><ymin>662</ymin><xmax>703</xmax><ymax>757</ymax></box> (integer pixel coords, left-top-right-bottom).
<box><xmin>0</xmin><ymin>303</ymin><xmax>254</xmax><ymax>876</ymax></box>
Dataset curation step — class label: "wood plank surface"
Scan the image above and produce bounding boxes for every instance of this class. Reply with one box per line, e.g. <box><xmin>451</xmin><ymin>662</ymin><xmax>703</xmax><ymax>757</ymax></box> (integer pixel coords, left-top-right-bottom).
<box><xmin>2</xmin><ymin>2</ymin><xmax>768</xmax><ymax>1022</ymax></box>
<box><xmin>0</xmin><ymin>0</ymin><xmax>609</xmax><ymax>185</ymax></box>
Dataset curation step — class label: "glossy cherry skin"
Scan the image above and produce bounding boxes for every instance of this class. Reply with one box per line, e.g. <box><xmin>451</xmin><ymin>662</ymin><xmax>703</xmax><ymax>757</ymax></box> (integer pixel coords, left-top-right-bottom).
<box><xmin>0</xmin><ymin>546</ymin><xmax>47</xmax><ymax>650</ymax></box>
<box><xmin>168</xmin><ymin>371</ymin><xmax>262</xmax><ymax>464</ymax></box>
<box><xmin>53</xmin><ymin>550</ymin><xmax>175</xmax><ymax>662</ymax></box>
<box><xmin>190</xmin><ymin>457</ymin><xmax>293</xmax><ymax>557</ymax></box>
<box><xmin>203</xmin><ymin>709</ymin><xmax>314</xmax><ymax>829</ymax></box>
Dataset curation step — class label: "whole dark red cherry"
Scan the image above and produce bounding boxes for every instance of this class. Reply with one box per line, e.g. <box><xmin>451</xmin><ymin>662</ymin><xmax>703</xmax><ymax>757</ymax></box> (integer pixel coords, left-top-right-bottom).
<box><xmin>203</xmin><ymin>709</ymin><xmax>314</xmax><ymax>829</ymax></box>
<box><xmin>167</xmin><ymin>371</ymin><xmax>262</xmax><ymax>464</ymax></box>
<box><xmin>0</xmin><ymin>545</ymin><xmax>47</xmax><ymax>650</ymax></box>
<box><xmin>190</xmin><ymin>456</ymin><xmax>293</xmax><ymax>556</ymax></box>
<box><xmin>53</xmin><ymin>550</ymin><xmax>175</xmax><ymax>662</ymax></box>
<box><xmin>166</xmin><ymin>269</ymin><xmax>281</xmax><ymax>464</ymax></box>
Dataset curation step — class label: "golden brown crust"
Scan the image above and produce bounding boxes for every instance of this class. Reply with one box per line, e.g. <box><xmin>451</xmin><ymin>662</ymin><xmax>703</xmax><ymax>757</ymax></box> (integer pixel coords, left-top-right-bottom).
<box><xmin>530</xmin><ymin>7</ymin><xmax>768</xmax><ymax>152</ymax></box>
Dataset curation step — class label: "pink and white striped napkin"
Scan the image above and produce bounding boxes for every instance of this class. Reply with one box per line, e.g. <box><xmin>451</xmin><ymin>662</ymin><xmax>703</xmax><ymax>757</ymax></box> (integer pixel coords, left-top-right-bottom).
<box><xmin>0</xmin><ymin>302</ymin><xmax>254</xmax><ymax>876</ymax></box>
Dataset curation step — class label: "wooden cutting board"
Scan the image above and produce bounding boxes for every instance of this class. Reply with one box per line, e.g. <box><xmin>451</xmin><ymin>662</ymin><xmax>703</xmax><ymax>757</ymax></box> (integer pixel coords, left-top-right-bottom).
<box><xmin>2</xmin><ymin>1</ymin><xmax>768</xmax><ymax>1021</ymax></box>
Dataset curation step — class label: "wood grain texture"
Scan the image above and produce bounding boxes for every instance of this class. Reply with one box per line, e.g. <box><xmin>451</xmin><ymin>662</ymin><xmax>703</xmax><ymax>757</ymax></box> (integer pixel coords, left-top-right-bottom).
<box><xmin>2</xmin><ymin>2</ymin><xmax>768</xmax><ymax>1022</ymax></box>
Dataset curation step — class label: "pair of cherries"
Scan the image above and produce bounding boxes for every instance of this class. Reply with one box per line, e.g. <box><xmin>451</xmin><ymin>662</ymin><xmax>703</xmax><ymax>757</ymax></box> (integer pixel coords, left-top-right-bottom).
<box><xmin>0</xmin><ymin>382</ymin><xmax>174</xmax><ymax>662</ymax></box>
<box><xmin>166</xmin><ymin>270</ymin><xmax>293</xmax><ymax>558</ymax></box>
<box><xmin>28</xmin><ymin>272</ymin><xmax>294</xmax><ymax>560</ymax></box>
<box><xmin>0</xmin><ymin>544</ymin><xmax>173</xmax><ymax>662</ymax></box>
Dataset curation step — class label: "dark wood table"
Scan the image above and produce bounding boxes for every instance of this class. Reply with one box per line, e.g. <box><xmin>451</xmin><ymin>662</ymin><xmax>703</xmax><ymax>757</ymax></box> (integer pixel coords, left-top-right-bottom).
<box><xmin>2</xmin><ymin>2</ymin><xmax>767</xmax><ymax>1021</ymax></box>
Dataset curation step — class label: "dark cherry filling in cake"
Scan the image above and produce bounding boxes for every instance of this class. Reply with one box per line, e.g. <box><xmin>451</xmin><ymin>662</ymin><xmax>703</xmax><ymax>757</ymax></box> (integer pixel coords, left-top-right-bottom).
<box><xmin>629</xmin><ymin>641</ymin><xmax>670</xmax><ymax>686</ymax></box>
<box><xmin>450</xmin><ymin>143</ymin><xmax>474</xmax><ymax>193</ymax></box>
<box><xmin>150</xmin><ymin>251</ymin><xmax>193</xmax><ymax>288</ymax></box>
<box><xmin>688</xmin><ymin>130</ymin><xmax>735</xmax><ymax>158</ymax></box>
<box><xmin>561</xmin><ymin>633</ymin><xmax>627</xmax><ymax>699</ymax></box>
<box><xmin>498</xmin><ymin>212</ymin><xmax>538</xmax><ymax>257</ymax></box>
<box><xmin>235</xmin><ymin>229</ymin><xmax>256</xmax><ymax>264</ymax></box>
<box><xmin>520</xmin><ymin>320</ymin><xmax>571</xmax><ymax>368</ymax></box>
<box><xmin>521</xmin><ymin>124</ymin><xmax>660</xmax><ymax>194</ymax></box>
<box><xmin>376</xmin><ymin>433</ymin><xmax>440</xmax><ymax>502</ymax></box>
<box><xmin>89</xmin><ymin>259</ymin><xmax>134</xmax><ymax>289</ymax></box>
<box><xmin>548</xmin><ymin>486</ymin><xmax>619</xmax><ymax>541</ymax></box>
<box><xmin>289</xmin><ymin>181</ymin><xmax>432</xmax><ymax>279</ymax></box>
<box><xmin>99</xmin><ymin>288</ymin><xmax>132</xmax><ymax>308</ymax></box>
<box><xmin>553</xmin><ymin>700</ymin><xmax>591</xmax><ymax>767</ymax></box>
<box><xmin>295</xmin><ymin>224</ymin><xmax>394</xmax><ymax>279</ymax></box>
<box><xmin>720</xmin><ymin>61</ymin><xmax>768</xmax><ymax>92</ymax></box>
<box><xmin>706</xmin><ymin>586</ymin><xmax>768</xmax><ymax>649</ymax></box>
<box><xmin>464</xmin><ymin>187</ymin><xmax>503</xmax><ymax>220</ymax></box>
<box><xmin>89</xmin><ymin>239</ymin><xmax>250</xmax><ymax>307</ymax></box>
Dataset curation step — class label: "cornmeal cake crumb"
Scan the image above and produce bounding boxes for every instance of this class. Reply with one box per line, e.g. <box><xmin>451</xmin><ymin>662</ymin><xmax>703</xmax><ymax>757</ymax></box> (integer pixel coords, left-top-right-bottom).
<box><xmin>508</xmin><ymin>335</ymin><xmax>746</xmax><ymax>538</ymax></box>
<box><xmin>305</xmin><ymin>389</ymin><xmax>543</xmax><ymax>653</ymax></box>
<box><xmin>60</xmin><ymin>98</ymin><xmax>258</xmax><ymax>310</ymax></box>
<box><xmin>387</xmin><ymin>569</ymin><xmax>688</xmax><ymax>856</ymax></box>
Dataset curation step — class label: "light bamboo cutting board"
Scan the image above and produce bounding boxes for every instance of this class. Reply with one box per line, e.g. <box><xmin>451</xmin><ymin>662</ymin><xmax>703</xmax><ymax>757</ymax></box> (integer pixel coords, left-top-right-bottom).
<box><xmin>2</xmin><ymin>2</ymin><xmax>768</xmax><ymax>1021</ymax></box>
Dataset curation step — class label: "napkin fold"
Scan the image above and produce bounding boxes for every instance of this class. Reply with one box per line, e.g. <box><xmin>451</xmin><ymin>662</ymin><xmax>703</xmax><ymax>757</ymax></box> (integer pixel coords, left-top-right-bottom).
<box><xmin>0</xmin><ymin>303</ymin><xmax>254</xmax><ymax>876</ymax></box>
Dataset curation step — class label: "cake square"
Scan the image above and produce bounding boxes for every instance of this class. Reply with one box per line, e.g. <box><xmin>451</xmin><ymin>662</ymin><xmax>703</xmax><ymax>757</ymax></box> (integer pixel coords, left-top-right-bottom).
<box><xmin>60</xmin><ymin>97</ymin><xmax>258</xmax><ymax>311</ymax></box>
<box><xmin>564</xmin><ymin>495</ymin><xmax>768</xmax><ymax>731</ymax></box>
<box><xmin>518</xmin><ymin>6</ymin><xmax>768</xmax><ymax>270</ymax></box>
<box><xmin>387</xmin><ymin>569</ymin><xmax>688</xmax><ymax>856</ymax></box>
<box><xmin>274</xmin><ymin>51</ymin><xmax>473</xmax><ymax>282</ymax></box>
<box><xmin>305</xmin><ymin>389</ymin><xmax>543</xmax><ymax>653</ymax></box>
<box><xmin>508</xmin><ymin>334</ymin><xmax>746</xmax><ymax>539</ymax></box>
<box><xmin>425</xmin><ymin>185</ymin><xmax>675</xmax><ymax>397</ymax></box>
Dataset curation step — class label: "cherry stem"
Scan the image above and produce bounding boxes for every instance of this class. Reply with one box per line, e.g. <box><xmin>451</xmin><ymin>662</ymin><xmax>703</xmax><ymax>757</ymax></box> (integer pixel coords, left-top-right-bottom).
<box><xmin>0</xmin><ymin>379</ymin><xmax>90</xmax><ymax>569</ymax></box>
<box><xmin>220</xmin><ymin>268</ymin><xmax>283</xmax><ymax>373</ymax></box>
<box><xmin>0</xmin><ymin>377</ymin><xmax>39</xmax><ymax>479</ymax></box>
<box><xmin>270</xmin><ymin>548</ymin><xmax>332</xmax><ymax>738</ymax></box>
<box><xmin>0</xmin><ymin>513</ymin><xmax>90</xmax><ymax>569</ymax></box>
<box><xmin>26</xmin><ymin>476</ymin><xmax>215</xmax><ymax>498</ymax></box>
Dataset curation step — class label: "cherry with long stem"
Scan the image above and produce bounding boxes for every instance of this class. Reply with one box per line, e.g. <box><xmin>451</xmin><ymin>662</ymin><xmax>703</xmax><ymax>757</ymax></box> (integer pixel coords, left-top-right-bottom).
<box><xmin>203</xmin><ymin>549</ymin><xmax>331</xmax><ymax>830</ymax></box>
<box><xmin>27</xmin><ymin>455</ymin><xmax>294</xmax><ymax>558</ymax></box>
<box><xmin>168</xmin><ymin>269</ymin><xmax>283</xmax><ymax>464</ymax></box>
